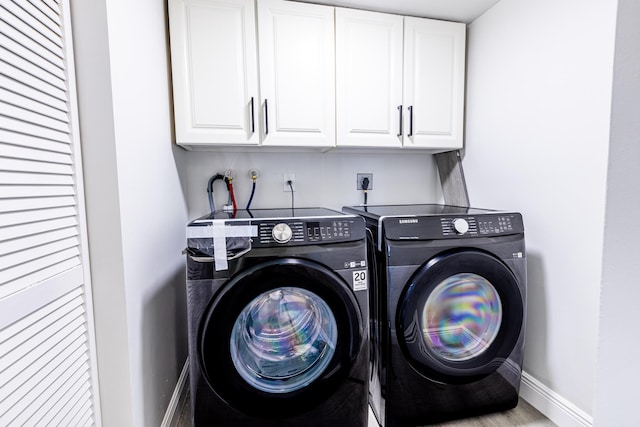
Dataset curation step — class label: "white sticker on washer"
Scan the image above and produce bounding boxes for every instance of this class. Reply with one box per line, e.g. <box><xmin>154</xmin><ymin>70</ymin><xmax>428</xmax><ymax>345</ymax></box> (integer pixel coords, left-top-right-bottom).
<box><xmin>193</xmin><ymin>221</ymin><xmax>258</xmax><ymax>271</ymax></box>
<box><xmin>353</xmin><ymin>270</ymin><xmax>367</xmax><ymax>291</ymax></box>
<box><xmin>212</xmin><ymin>221</ymin><xmax>228</xmax><ymax>271</ymax></box>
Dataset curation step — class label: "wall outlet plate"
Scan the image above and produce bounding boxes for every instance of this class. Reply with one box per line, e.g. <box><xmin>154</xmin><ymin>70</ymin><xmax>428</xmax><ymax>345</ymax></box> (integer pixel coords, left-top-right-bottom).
<box><xmin>357</xmin><ymin>173</ymin><xmax>373</xmax><ymax>190</ymax></box>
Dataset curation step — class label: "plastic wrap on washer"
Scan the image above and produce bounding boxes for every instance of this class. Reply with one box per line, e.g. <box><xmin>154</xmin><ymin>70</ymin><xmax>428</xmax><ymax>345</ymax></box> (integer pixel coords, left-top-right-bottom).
<box><xmin>186</xmin><ymin>220</ymin><xmax>257</xmax><ymax>271</ymax></box>
<box><xmin>187</xmin><ymin>236</ymin><xmax>252</xmax><ymax>259</ymax></box>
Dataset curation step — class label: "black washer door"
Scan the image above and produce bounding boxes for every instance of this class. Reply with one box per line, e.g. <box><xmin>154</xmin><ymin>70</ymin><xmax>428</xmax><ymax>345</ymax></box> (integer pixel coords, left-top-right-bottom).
<box><xmin>199</xmin><ymin>258</ymin><xmax>362</xmax><ymax>417</ymax></box>
<box><xmin>397</xmin><ymin>248</ymin><xmax>523</xmax><ymax>384</ymax></box>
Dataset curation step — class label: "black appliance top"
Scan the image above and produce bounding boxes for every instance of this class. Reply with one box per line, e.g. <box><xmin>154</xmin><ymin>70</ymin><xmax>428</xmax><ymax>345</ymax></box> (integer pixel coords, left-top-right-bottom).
<box><xmin>187</xmin><ymin>207</ymin><xmax>365</xmax><ymax>256</ymax></box>
<box><xmin>193</xmin><ymin>207</ymin><xmax>346</xmax><ymax>221</ymax></box>
<box><xmin>342</xmin><ymin>204</ymin><xmax>523</xmax><ymax>250</ymax></box>
<box><xmin>342</xmin><ymin>204</ymin><xmax>497</xmax><ymax>220</ymax></box>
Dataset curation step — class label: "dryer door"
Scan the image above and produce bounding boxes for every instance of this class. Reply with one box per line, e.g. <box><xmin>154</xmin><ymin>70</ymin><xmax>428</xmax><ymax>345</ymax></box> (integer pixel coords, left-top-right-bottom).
<box><xmin>198</xmin><ymin>258</ymin><xmax>363</xmax><ymax>417</ymax></box>
<box><xmin>397</xmin><ymin>248</ymin><xmax>523</xmax><ymax>384</ymax></box>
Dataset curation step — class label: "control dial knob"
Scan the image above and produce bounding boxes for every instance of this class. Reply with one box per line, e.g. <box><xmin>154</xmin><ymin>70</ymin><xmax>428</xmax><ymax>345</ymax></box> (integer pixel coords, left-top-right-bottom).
<box><xmin>272</xmin><ymin>223</ymin><xmax>293</xmax><ymax>243</ymax></box>
<box><xmin>452</xmin><ymin>218</ymin><xmax>470</xmax><ymax>235</ymax></box>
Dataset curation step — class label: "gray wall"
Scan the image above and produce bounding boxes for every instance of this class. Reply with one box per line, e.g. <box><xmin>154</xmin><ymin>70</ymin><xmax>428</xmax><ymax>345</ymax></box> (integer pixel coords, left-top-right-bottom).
<box><xmin>183</xmin><ymin>150</ymin><xmax>441</xmax><ymax>219</ymax></box>
<box><xmin>464</xmin><ymin>0</ymin><xmax>618</xmax><ymax>421</ymax></box>
<box><xmin>594</xmin><ymin>0</ymin><xmax>640</xmax><ymax>424</ymax></box>
<box><xmin>71</xmin><ymin>0</ymin><xmax>189</xmax><ymax>425</ymax></box>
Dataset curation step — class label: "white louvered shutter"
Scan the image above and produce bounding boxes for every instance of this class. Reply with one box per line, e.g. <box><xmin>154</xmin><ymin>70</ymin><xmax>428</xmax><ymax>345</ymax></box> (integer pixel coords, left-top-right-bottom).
<box><xmin>0</xmin><ymin>0</ymin><xmax>101</xmax><ymax>425</ymax></box>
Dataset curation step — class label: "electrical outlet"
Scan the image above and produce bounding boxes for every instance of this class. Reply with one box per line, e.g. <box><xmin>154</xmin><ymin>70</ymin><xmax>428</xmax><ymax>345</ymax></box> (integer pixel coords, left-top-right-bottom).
<box><xmin>248</xmin><ymin>168</ymin><xmax>260</xmax><ymax>179</ymax></box>
<box><xmin>224</xmin><ymin>169</ymin><xmax>237</xmax><ymax>179</ymax></box>
<box><xmin>283</xmin><ymin>173</ymin><xmax>296</xmax><ymax>192</ymax></box>
<box><xmin>357</xmin><ymin>173</ymin><xmax>373</xmax><ymax>190</ymax></box>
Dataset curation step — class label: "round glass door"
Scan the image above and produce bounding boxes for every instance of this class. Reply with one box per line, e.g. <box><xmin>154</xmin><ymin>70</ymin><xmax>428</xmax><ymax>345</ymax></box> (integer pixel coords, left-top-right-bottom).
<box><xmin>230</xmin><ymin>287</ymin><xmax>338</xmax><ymax>393</ymax></box>
<box><xmin>198</xmin><ymin>258</ymin><xmax>362</xmax><ymax>417</ymax></box>
<box><xmin>422</xmin><ymin>273</ymin><xmax>502</xmax><ymax>362</ymax></box>
<box><xmin>398</xmin><ymin>249</ymin><xmax>523</xmax><ymax>384</ymax></box>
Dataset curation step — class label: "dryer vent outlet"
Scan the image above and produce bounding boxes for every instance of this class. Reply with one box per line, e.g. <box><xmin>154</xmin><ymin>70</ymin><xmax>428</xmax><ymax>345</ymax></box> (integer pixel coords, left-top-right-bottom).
<box><xmin>357</xmin><ymin>173</ymin><xmax>373</xmax><ymax>190</ymax></box>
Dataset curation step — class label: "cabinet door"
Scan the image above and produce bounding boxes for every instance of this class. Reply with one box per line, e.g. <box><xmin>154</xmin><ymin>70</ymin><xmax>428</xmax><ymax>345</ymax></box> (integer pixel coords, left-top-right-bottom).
<box><xmin>169</xmin><ymin>0</ymin><xmax>259</xmax><ymax>147</ymax></box>
<box><xmin>336</xmin><ymin>8</ymin><xmax>403</xmax><ymax>147</ymax></box>
<box><xmin>403</xmin><ymin>17</ymin><xmax>466</xmax><ymax>149</ymax></box>
<box><xmin>258</xmin><ymin>0</ymin><xmax>335</xmax><ymax>147</ymax></box>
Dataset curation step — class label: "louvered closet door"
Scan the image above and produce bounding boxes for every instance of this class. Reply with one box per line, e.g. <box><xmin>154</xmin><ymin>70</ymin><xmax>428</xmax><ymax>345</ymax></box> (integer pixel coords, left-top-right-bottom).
<box><xmin>0</xmin><ymin>0</ymin><xmax>101</xmax><ymax>425</ymax></box>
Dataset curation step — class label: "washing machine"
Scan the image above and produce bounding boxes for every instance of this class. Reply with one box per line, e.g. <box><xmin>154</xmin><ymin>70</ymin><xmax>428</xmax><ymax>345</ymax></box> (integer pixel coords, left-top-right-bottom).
<box><xmin>342</xmin><ymin>204</ymin><xmax>526</xmax><ymax>426</ymax></box>
<box><xmin>185</xmin><ymin>208</ymin><xmax>369</xmax><ymax>426</ymax></box>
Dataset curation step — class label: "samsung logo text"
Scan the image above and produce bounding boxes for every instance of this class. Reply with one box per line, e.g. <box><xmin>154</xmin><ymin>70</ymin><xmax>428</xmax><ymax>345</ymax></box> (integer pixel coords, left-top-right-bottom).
<box><xmin>398</xmin><ymin>219</ymin><xmax>418</xmax><ymax>224</ymax></box>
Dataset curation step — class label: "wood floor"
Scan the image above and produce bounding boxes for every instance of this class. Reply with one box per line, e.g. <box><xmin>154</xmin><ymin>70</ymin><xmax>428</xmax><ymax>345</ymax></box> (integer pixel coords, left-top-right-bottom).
<box><xmin>429</xmin><ymin>399</ymin><xmax>555</xmax><ymax>427</ymax></box>
<box><xmin>177</xmin><ymin>396</ymin><xmax>555</xmax><ymax>426</ymax></box>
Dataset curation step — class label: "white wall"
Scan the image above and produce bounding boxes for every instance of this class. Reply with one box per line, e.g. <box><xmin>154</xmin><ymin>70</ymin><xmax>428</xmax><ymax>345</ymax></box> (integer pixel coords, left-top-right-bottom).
<box><xmin>464</xmin><ymin>0</ymin><xmax>617</xmax><ymax>421</ymax></box>
<box><xmin>71</xmin><ymin>1</ymin><xmax>190</xmax><ymax>426</ymax></box>
<box><xmin>184</xmin><ymin>150</ymin><xmax>441</xmax><ymax>219</ymax></box>
<box><xmin>594</xmin><ymin>0</ymin><xmax>640</xmax><ymax>425</ymax></box>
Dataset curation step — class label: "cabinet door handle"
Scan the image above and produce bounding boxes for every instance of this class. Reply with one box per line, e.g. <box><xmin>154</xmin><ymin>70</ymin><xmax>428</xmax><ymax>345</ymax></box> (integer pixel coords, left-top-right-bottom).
<box><xmin>397</xmin><ymin>105</ymin><xmax>403</xmax><ymax>137</ymax></box>
<box><xmin>408</xmin><ymin>105</ymin><xmax>413</xmax><ymax>137</ymax></box>
<box><xmin>264</xmin><ymin>99</ymin><xmax>269</xmax><ymax>135</ymax></box>
<box><xmin>250</xmin><ymin>97</ymin><xmax>255</xmax><ymax>133</ymax></box>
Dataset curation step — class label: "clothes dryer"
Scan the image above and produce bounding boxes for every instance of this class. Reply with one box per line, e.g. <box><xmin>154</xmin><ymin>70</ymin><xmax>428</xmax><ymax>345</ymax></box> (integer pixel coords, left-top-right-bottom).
<box><xmin>342</xmin><ymin>204</ymin><xmax>526</xmax><ymax>426</ymax></box>
<box><xmin>185</xmin><ymin>208</ymin><xmax>369</xmax><ymax>426</ymax></box>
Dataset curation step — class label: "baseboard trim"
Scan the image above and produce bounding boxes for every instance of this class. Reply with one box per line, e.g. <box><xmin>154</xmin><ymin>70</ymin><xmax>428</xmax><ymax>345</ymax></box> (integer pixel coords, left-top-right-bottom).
<box><xmin>161</xmin><ymin>359</ymin><xmax>190</xmax><ymax>427</ymax></box>
<box><xmin>520</xmin><ymin>371</ymin><xmax>593</xmax><ymax>427</ymax></box>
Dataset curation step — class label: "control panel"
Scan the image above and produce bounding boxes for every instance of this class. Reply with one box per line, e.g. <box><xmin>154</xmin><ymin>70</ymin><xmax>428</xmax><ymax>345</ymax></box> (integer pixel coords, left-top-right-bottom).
<box><xmin>441</xmin><ymin>217</ymin><xmax>478</xmax><ymax>236</ymax></box>
<box><xmin>441</xmin><ymin>215</ymin><xmax>516</xmax><ymax>236</ymax></box>
<box><xmin>477</xmin><ymin>216</ymin><xmax>516</xmax><ymax>235</ymax></box>
<box><xmin>256</xmin><ymin>218</ymin><xmax>358</xmax><ymax>246</ymax></box>
<box><xmin>383</xmin><ymin>213</ymin><xmax>523</xmax><ymax>241</ymax></box>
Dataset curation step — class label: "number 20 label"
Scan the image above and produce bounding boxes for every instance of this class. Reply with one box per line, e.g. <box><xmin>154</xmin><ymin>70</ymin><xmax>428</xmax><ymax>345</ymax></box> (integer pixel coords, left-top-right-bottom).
<box><xmin>353</xmin><ymin>270</ymin><xmax>367</xmax><ymax>291</ymax></box>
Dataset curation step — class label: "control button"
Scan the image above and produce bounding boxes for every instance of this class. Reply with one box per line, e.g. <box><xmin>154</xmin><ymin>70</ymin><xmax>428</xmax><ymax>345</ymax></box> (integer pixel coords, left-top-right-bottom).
<box><xmin>452</xmin><ymin>218</ymin><xmax>470</xmax><ymax>235</ymax></box>
<box><xmin>272</xmin><ymin>223</ymin><xmax>293</xmax><ymax>243</ymax></box>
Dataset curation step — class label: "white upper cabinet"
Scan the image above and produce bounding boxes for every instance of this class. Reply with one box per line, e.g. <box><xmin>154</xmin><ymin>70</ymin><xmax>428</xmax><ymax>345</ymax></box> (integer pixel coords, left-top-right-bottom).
<box><xmin>168</xmin><ymin>0</ymin><xmax>259</xmax><ymax>148</ymax></box>
<box><xmin>403</xmin><ymin>17</ymin><xmax>466</xmax><ymax>149</ymax></box>
<box><xmin>336</xmin><ymin>10</ymin><xmax>466</xmax><ymax>150</ymax></box>
<box><xmin>168</xmin><ymin>0</ymin><xmax>466</xmax><ymax>150</ymax></box>
<box><xmin>257</xmin><ymin>0</ymin><xmax>335</xmax><ymax>147</ymax></box>
<box><xmin>335</xmin><ymin>8</ymin><xmax>403</xmax><ymax>147</ymax></box>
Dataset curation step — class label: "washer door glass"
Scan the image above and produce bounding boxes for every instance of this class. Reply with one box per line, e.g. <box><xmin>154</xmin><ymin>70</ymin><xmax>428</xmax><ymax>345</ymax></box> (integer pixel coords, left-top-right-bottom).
<box><xmin>230</xmin><ymin>287</ymin><xmax>338</xmax><ymax>393</ymax></box>
<box><xmin>422</xmin><ymin>273</ymin><xmax>502</xmax><ymax>361</ymax></box>
<box><xmin>398</xmin><ymin>249</ymin><xmax>524</xmax><ymax>383</ymax></box>
<box><xmin>198</xmin><ymin>258</ymin><xmax>363</xmax><ymax>417</ymax></box>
